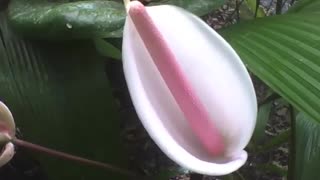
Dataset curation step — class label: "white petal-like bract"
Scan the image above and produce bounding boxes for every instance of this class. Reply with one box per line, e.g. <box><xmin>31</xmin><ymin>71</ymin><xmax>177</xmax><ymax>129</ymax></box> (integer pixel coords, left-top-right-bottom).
<box><xmin>122</xmin><ymin>2</ymin><xmax>257</xmax><ymax>176</ymax></box>
<box><xmin>0</xmin><ymin>143</ymin><xmax>14</xmax><ymax>167</ymax></box>
<box><xmin>0</xmin><ymin>102</ymin><xmax>16</xmax><ymax>167</ymax></box>
<box><xmin>0</xmin><ymin>102</ymin><xmax>15</xmax><ymax>137</ymax></box>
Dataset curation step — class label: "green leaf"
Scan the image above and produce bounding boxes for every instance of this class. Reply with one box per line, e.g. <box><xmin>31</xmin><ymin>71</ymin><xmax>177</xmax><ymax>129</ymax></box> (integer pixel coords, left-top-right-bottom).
<box><xmin>94</xmin><ymin>38</ymin><xmax>122</xmax><ymax>60</ymax></box>
<box><xmin>8</xmin><ymin>0</ymin><xmax>126</xmax><ymax>39</ymax></box>
<box><xmin>149</xmin><ymin>0</ymin><xmax>225</xmax><ymax>16</ymax></box>
<box><xmin>288</xmin><ymin>0</ymin><xmax>320</xmax><ymax>13</ymax></box>
<box><xmin>252</xmin><ymin>101</ymin><xmax>272</xmax><ymax>143</ymax></box>
<box><xmin>295</xmin><ymin>113</ymin><xmax>320</xmax><ymax>180</ymax></box>
<box><xmin>220</xmin><ymin>7</ymin><xmax>320</xmax><ymax>123</ymax></box>
<box><xmin>8</xmin><ymin>0</ymin><xmax>223</xmax><ymax>40</ymax></box>
<box><xmin>0</xmin><ymin>13</ymin><xmax>128</xmax><ymax>180</ymax></box>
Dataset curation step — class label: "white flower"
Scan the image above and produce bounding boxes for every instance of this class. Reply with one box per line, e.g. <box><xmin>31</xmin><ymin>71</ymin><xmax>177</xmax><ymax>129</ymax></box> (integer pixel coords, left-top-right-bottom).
<box><xmin>0</xmin><ymin>102</ymin><xmax>15</xmax><ymax>167</ymax></box>
<box><xmin>122</xmin><ymin>0</ymin><xmax>257</xmax><ymax>176</ymax></box>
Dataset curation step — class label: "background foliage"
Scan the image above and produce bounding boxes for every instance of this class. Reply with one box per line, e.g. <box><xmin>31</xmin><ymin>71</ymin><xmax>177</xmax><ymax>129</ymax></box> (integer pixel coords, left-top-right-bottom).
<box><xmin>0</xmin><ymin>13</ymin><xmax>127</xmax><ymax>180</ymax></box>
<box><xmin>1</xmin><ymin>0</ymin><xmax>320</xmax><ymax>179</ymax></box>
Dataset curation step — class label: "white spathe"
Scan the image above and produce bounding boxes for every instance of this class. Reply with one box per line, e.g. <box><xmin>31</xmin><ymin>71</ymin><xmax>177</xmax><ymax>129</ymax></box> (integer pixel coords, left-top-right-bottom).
<box><xmin>122</xmin><ymin>2</ymin><xmax>257</xmax><ymax>176</ymax></box>
<box><xmin>0</xmin><ymin>102</ymin><xmax>15</xmax><ymax>167</ymax></box>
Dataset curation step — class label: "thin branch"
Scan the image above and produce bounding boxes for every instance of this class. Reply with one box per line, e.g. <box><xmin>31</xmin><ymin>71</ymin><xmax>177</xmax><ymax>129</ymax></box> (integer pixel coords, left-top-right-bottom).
<box><xmin>11</xmin><ymin>138</ymin><xmax>139</xmax><ymax>178</ymax></box>
<box><xmin>225</xmin><ymin>0</ymin><xmax>244</xmax><ymax>24</ymax></box>
<box><xmin>281</xmin><ymin>0</ymin><xmax>289</xmax><ymax>8</ymax></box>
<box><xmin>236</xmin><ymin>0</ymin><xmax>241</xmax><ymax>22</ymax></box>
<box><xmin>266</xmin><ymin>0</ymin><xmax>275</xmax><ymax>15</ymax></box>
<box><xmin>236</xmin><ymin>171</ymin><xmax>246</xmax><ymax>180</ymax></box>
<box><xmin>276</xmin><ymin>0</ymin><xmax>283</xmax><ymax>14</ymax></box>
<box><xmin>254</xmin><ymin>0</ymin><xmax>261</xmax><ymax>18</ymax></box>
<box><xmin>258</xmin><ymin>93</ymin><xmax>280</xmax><ymax>106</ymax></box>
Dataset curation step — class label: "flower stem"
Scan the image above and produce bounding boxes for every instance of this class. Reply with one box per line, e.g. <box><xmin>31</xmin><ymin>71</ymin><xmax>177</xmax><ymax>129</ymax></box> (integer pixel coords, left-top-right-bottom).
<box><xmin>11</xmin><ymin>138</ymin><xmax>138</xmax><ymax>178</ymax></box>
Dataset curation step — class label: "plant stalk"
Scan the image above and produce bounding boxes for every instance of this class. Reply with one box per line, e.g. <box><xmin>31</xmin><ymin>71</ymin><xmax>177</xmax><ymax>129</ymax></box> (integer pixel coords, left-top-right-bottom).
<box><xmin>258</xmin><ymin>93</ymin><xmax>280</xmax><ymax>106</ymax></box>
<box><xmin>11</xmin><ymin>138</ymin><xmax>138</xmax><ymax>178</ymax></box>
<box><xmin>287</xmin><ymin>105</ymin><xmax>295</xmax><ymax>180</ymax></box>
<box><xmin>276</xmin><ymin>0</ymin><xmax>283</xmax><ymax>14</ymax></box>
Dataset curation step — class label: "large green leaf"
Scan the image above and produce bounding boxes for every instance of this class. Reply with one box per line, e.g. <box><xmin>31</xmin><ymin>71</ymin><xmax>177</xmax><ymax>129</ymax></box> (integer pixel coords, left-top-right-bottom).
<box><xmin>8</xmin><ymin>0</ymin><xmax>224</xmax><ymax>39</ymax></box>
<box><xmin>288</xmin><ymin>0</ymin><xmax>320</xmax><ymax>13</ymax></box>
<box><xmin>251</xmin><ymin>101</ymin><xmax>272</xmax><ymax>143</ymax></box>
<box><xmin>295</xmin><ymin>113</ymin><xmax>320</xmax><ymax>180</ymax></box>
<box><xmin>94</xmin><ymin>38</ymin><xmax>122</xmax><ymax>60</ymax></box>
<box><xmin>8</xmin><ymin>0</ymin><xmax>126</xmax><ymax>39</ymax></box>
<box><xmin>0</xmin><ymin>13</ymin><xmax>128</xmax><ymax>180</ymax></box>
<box><xmin>220</xmin><ymin>4</ymin><xmax>320</xmax><ymax>123</ymax></box>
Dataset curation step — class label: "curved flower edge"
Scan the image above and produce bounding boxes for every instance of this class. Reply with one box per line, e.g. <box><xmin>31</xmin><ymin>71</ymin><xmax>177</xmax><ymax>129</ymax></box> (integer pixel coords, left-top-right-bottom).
<box><xmin>0</xmin><ymin>142</ymin><xmax>15</xmax><ymax>167</ymax></box>
<box><xmin>0</xmin><ymin>102</ymin><xmax>15</xmax><ymax>136</ymax></box>
<box><xmin>122</xmin><ymin>3</ymin><xmax>256</xmax><ymax>176</ymax></box>
<box><xmin>0</xmin><ymin>102</ymin><xmax>16</xmax><ymax>167</ymax></box>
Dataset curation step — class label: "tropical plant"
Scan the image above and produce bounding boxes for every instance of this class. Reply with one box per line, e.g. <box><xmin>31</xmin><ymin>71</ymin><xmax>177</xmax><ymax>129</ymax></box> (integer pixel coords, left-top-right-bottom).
<box><xmin>0</xmin><ymin>0</ymin><xmax>319</xmax><ymax>180</ymax></box>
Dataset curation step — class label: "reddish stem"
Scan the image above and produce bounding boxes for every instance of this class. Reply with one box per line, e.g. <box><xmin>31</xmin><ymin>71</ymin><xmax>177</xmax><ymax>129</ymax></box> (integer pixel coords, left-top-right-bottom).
<box><xmin>11</xmin><ymin>138</ymin><xmax>137</xmax><ymax>178</ymax></box>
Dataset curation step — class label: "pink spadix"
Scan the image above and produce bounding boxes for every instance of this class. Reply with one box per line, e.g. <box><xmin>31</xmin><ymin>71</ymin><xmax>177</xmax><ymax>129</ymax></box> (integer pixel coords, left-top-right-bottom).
<box><xmin>128</xmin><ymin>1</ymin><xmax>224</xmax><ymax>156</ymax></box>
